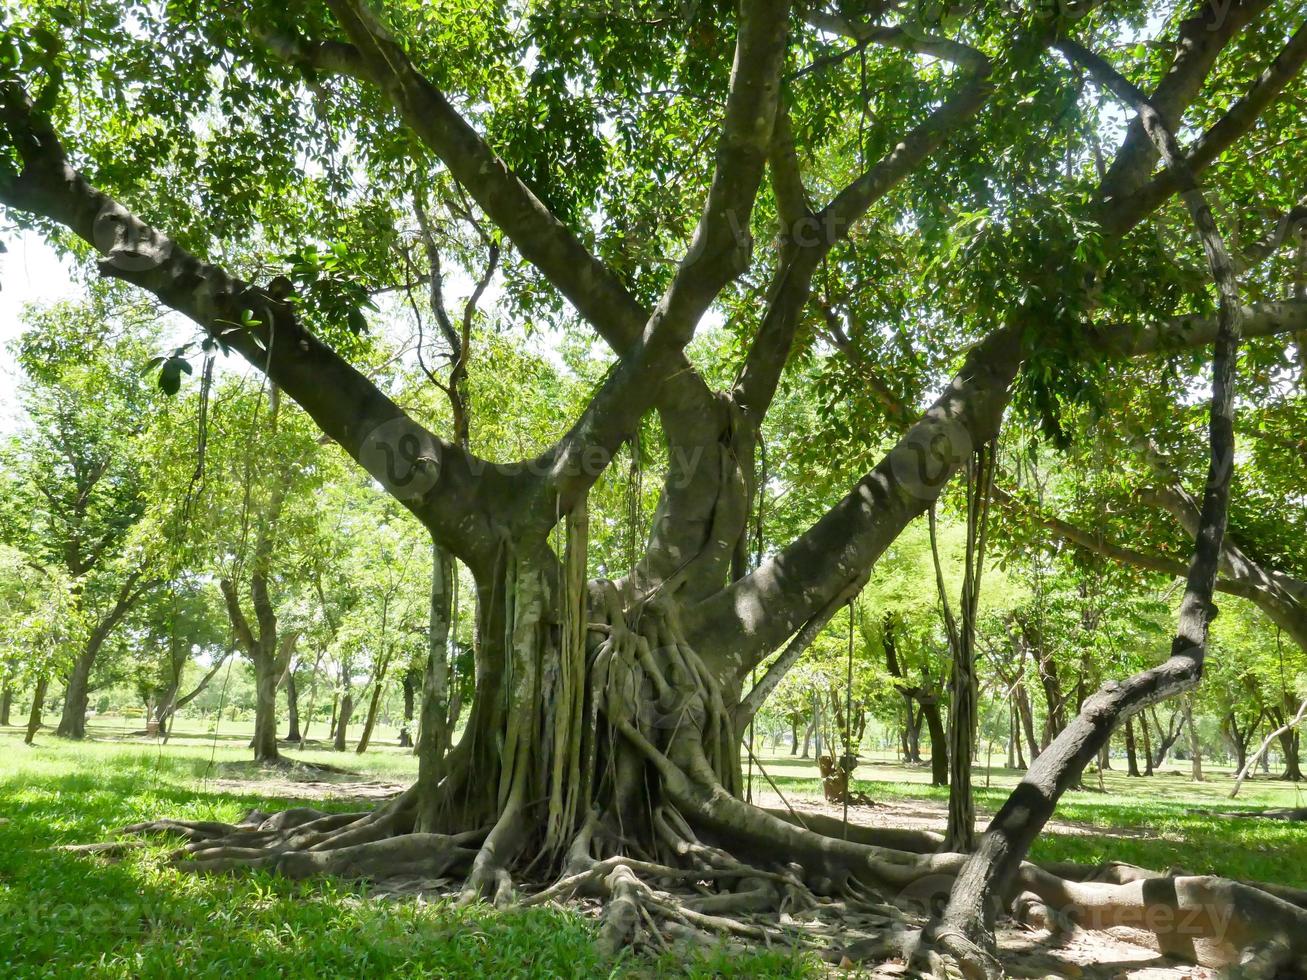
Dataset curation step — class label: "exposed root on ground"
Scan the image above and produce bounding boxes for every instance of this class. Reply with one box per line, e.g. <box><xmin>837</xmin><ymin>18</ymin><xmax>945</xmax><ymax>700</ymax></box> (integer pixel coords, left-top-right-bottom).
<box><xmin>70</xmin><ymin>592</ymin><xmax>1307</xmax><ymax>977</ymax></box>
<box><xmin>92</xmin><ymin>762</ymin><xmax>1307</xmax><ymax>977</ymax></box>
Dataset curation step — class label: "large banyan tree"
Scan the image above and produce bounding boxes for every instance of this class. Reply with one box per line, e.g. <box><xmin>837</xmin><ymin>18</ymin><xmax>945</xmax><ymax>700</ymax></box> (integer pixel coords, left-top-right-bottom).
<box><xmin>4</xmin><ymin>0</ymin><xmax>1307</xmax><ymax>973</ymax></box>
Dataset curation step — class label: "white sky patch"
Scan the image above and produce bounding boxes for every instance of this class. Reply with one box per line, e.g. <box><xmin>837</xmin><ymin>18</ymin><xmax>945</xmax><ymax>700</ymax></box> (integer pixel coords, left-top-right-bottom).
<box><xmin>0</xmin><ymin>230</ymin><xmax>82</xmax><ymax>432</ymax></box>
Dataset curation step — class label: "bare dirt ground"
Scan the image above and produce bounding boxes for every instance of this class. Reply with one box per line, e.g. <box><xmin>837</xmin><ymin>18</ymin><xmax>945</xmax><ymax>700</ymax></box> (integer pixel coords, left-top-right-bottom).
<box><xmin>206</xmin><ymin>774</ymin><xmax>408</xmax><ymax>803</ymax></box>
<box><xmin>748</xmin><ymin>790</ymin><xmax>1180</xmax><ymax>844</ymax></box>
<box><xmin>209</xmin><ymin>766</ymin><xmax>1217</xmax><ymax>978</ymax></box>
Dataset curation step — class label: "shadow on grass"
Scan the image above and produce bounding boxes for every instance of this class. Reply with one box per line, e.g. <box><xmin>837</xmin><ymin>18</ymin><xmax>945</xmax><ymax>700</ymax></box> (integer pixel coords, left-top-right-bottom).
<box><xmin>0</xmin><ymin>750</ymin><xmax>818</xmax><ymax>979</ymax></box>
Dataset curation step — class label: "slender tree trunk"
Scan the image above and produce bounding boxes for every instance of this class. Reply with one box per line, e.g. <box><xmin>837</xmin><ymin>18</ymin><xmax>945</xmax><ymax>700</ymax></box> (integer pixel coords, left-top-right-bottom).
<box><xmin>1016</xmin><ymin>683</ymin><xmax>1038</xmax><ymax>764</ymax></box>
<box><xmin>1036</xmin><ymin>655</ymin><xmax>1064</xmax><ymax>751</ymax></box>
<box><xmin>1184</xmin><ymin>696</ymin><xmax>1203</xmax><ymax>781</ymax></box>
<box><xmin>922</xmin><ymin>701</ymin><xmax>948</xmax><ymax>787</ymax></box>
<box><xmin>355</xmin><ymin>665</ymin><xmax>389</xmax><ymax>755</ymax></box>
<box><xmin>0</xmin><ymin>682</ymin><xmax>12</xmax><ymax>727</ymax></box>
<box><xmin>300</xmin><ymin>653</ymin><xmax>323</xmax><ymax>743</ymax></box>
<box><xmin>1140</xmin><ymin>713</ymin><xmax>1154</xmax><ymax>775</ymax></box>
<box><xmin>1125</xmin><ymin>716</ymin><xmax>1141</xmax><ymax>776</ymax></box>
<box><xmin>800</xmin><ymin>716</ymin><xmax>813</xmax><ymax>758</ymax></box>
<box><xmin>284</xmin><ymin>667</ymin><xmax>302</xmax><ymax>743</ymax></box>
<box><xmin>1012</xmin><ymin>708</ymin><xmax>1026</xmax><ymax>771</ymax></box>
<box><xmin>1098</xmin><ymin>742</ymin><xmax>1111</xmax><ymax>772</ymax></box>
<box><xmin>907</xmin><ymin>705</ymin><xmax>924</xmax><ymax>764</ymax></box>
<box><xmin>328</xmin><ymin>693</ymin><xmax>339</xmax><ymax>740</ymax></box>
<box><xmin>251</xmin><ymin>655</ymin><xmax>280</xmax><ymax>763</ymax></box>
<box><xmin>398</xmin><ymin>667</ymin><xmax>418</xmax><ymax>748</ymax></box>
<box><xmin>1226</xmin><ymin>716</ymin><xmax>1248</xmax><ymax>772</ymax></box>
<box><xmin>55</xmin><ymin>646</ymin><xmax>95</xmax><ymax>739</ymax></box>
<box><xmin>25</xmin><ymin>676</ymin><xmax>48</xmax><ymax>745</ymax></box>
<box><xmin>415</xmin><ymin>538</ymin><xmax>459</xmax><ymax>826</ymax></box>
<box><xmin>1149</xmin><ymin>706</ymin><xmax>1185</xmax><ymax>769</ymax></box>
<box><xmin>945</xmin><ymin>680</ymin><xmax>976</xmax><ymax>849</ymax></box>
<box><xmin>1006</xmin><ymin>704</ymin><xmax>1017</xmax><ymax>770</ymax></box>
<box><xmin>333</xmin><ymin>693</ymin><xmax>353</xmax><ymax>752</ymax></box>
<box><xmin>927</xmin><ymin>57</ymin><xmax>1244</xmax><ymax>965</ymax></box>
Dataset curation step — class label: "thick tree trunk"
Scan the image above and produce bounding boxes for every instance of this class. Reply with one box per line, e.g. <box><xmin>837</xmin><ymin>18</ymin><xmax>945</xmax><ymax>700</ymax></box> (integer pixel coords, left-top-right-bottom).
<box><xmin>24</xmin><ymin>676</ymin><xmax>48</xmax><ymax>745</ymax></box>
<box><xmin>1125</xmin><ymin>716</ymin><xmax>1141</xmax><ymax>776</ymax></box>
<box><xmin>789</xmin><ymin>717</ymin><xmax>799</xmax><ymax>755</ymax></box>
<box><xmin>1279</xmin><ymin>728</ymin><xmax>1303</xmax><ymax>781</ymax></box>
<box><xmin>251</xmin><ymin>656</ymin><xmax>280</xmax><ymax>763</ymax></box>
<box><xmin>55</xmin><ymin>646</ymin><xmax>95</xmax><ymax>739</ymax></box>
<box><xmin>333</xmin><ymin>693</ymin><xmax>353</xmax><ymax>753</ymax></box>
<box><xmin>285</xmin><ymin>667</ymin><xmax>302</xmax><ymax>744</ymax></box>
<box><xmin>1</xmin><ymin>682</ymin><xmax>12</xmax><ymax>727</ymax></box>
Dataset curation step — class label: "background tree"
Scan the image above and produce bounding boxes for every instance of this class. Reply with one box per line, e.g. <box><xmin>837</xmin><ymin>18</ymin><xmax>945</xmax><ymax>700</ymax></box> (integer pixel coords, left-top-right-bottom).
<box><xmin>0</xmin><ymin>295</ymin><xmax>159</xmax><ymax>739</ymax></box>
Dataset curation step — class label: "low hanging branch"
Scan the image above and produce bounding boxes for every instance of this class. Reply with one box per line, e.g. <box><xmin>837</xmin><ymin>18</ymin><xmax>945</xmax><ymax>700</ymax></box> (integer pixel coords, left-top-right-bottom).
<box><xmin>921</xmin><ymin>38</ymin><xmax>1248</xmax><ymax>977</ymax></box>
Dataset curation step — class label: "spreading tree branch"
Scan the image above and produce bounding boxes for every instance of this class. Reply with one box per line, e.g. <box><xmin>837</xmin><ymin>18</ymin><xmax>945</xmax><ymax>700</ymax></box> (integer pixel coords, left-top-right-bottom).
<box><xmin>1098</xmin><ymin>0</ymin><xmax>1271</xmax><ymax>205</ymax></box>
<box><xmin>0</xmin><ymin>80</ymin><xmax>510</xmax><ymax>573</ymax></box>
<box><xmin>1102</xmin><ymin>19</ymin><xmax>1307</xmax><ymax>234</ymax></box>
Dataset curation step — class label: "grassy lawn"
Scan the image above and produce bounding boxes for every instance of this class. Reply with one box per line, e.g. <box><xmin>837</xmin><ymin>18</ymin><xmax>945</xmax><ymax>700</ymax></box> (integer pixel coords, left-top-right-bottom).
<box><xmin>2</xmin><ymin>728</ymin><xmax>1303</xmax><ymax>977</ymax></box>
<box><xmin>0</xmin><ymin>728</ymin><xmax>815</xmax><ymax>979</ymax></box>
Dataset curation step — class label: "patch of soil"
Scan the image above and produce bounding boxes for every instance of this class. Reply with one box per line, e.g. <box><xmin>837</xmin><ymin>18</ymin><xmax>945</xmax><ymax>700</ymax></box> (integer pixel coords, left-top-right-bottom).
<box><xmin>748</xmin><ymin>791</ymin><xmax>1179</xmax><ymax>843</ymax></box>
<box><xmin>205</xmin><ymin>772</ymin><xmax>407</xmax><ymax>804</ymax></box>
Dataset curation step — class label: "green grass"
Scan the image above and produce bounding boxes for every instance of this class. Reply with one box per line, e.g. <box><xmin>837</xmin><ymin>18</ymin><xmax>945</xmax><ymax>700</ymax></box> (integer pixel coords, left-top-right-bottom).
<box><xmin>4</xmin><ymin>731</ymin><xmax>1304</xmax><ymax>977</ymax></box>
<box><xmin>753</xmin><ymin>750</ymin><xmax>1307</xmax><ymax>889</ymax></box>
<box><xmin>0</xmin><ymin>731</ymin><xmax>818</xmax><ymax>979</ymax></box>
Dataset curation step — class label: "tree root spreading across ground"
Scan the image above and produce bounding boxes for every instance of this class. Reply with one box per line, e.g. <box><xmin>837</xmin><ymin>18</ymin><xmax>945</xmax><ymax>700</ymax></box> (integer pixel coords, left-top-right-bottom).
<box><xmin>60</xmin><ymin>773</ymin><xmax>1307</xmax><ymax>980</ymax></box>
